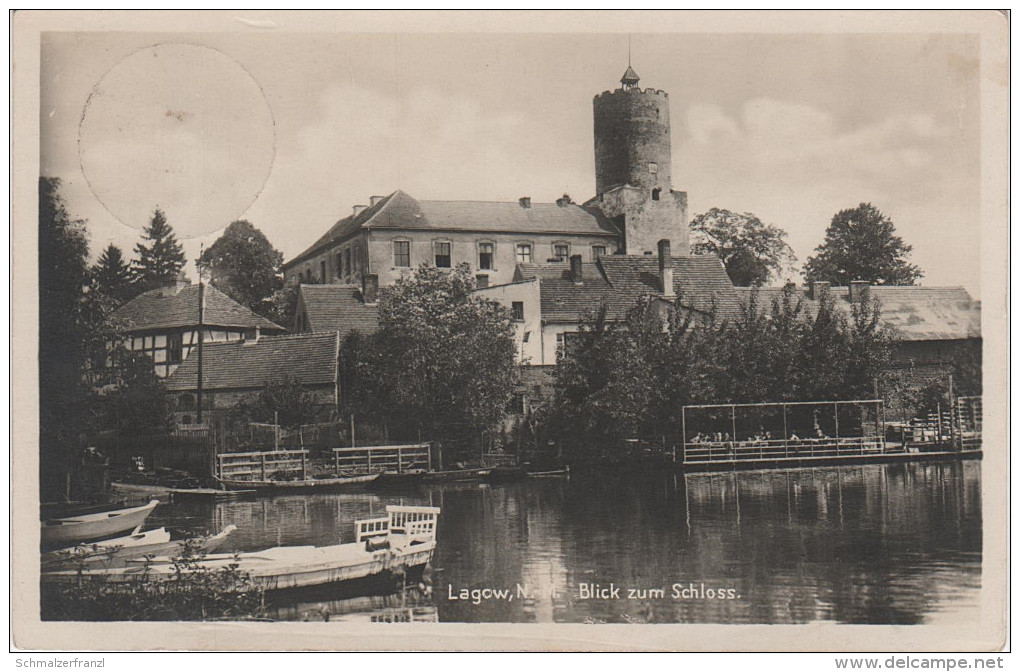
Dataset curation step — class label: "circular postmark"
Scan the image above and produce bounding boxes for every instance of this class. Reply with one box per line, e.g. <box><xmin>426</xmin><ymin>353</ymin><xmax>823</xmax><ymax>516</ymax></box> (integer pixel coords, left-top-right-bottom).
<box><xmin>78</xmin><ymin>42</ymin><xmax>276</xmax><ymax>238</ymax></box>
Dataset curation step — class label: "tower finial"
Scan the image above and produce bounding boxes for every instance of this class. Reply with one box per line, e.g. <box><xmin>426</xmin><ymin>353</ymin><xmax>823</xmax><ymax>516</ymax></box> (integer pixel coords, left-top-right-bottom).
<box><xmin>621</xmin><ymin>36</ymin><xmax>639</xmax><ymax>89</ymax></box>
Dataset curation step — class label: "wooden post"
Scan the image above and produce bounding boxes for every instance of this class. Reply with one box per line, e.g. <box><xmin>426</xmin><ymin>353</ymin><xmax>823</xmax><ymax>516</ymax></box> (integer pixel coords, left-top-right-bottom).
<box><xmin>301</xmin><ymin>451</ymin><xmax>307</xmax><ymax>480</ymax></box>
<box><xmin>427</xmin><ymin>443</ymin><xmax>433</xmax><ymax>472</ymax></box>
<box><xmin>367</xmin><ymin>449</ymin><xmax>372</xmax><ymax>473</ymax></box>
<box><xmin>260</xmin><ymin>452</ymin><xmax>267</xmax><ymax>481</ymax></box>
<box><xmin>948</xmin><ymin>374</ymin><xmax>957</xmax><ymax>451</ymax></box>
<box><xmin>782</xmin><ymin>404</ymin><xmax>789</xmax><ymax>459</ymax></box>
<box><xmin>680</xmin><ymin>406</ymin><xmax>687</xmax><ymax>465</ymax></box>
<box><xmin>397</xmin><ymin>445</ymin><xmax>403</xmax><ymax>473</ymax></box>
<box><xmin>351</xmin><ymin>414</ymin><xmax>356</xmax><ymax>448</ymax></box>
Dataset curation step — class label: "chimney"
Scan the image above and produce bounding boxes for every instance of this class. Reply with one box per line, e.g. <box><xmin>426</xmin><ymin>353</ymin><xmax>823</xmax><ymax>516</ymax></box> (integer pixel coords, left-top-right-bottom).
<box><xmin>658</xmin><ymin>239</ymin><xmax>674</xmax><ymax>297</ymax></box>
<box><xmin>569</xmin><ymin>254</ymin><xmax>583</xmax><ymax>285</ymax></box>
<box><xmin>370</xmin><ymin>195</ymin><xmax>385</xmax><ymax>207</ymax></box>
<box><xmin>519</xmin><ymin>196</ymin><xmax>531</xmax><ymax>209</ymax></box>
<box><xmin>849</xmin><ymin>280</ymin><xmax>871</xmax><ymax>303</ymax></box>
<box><xmin>556</xmin><ymin>194</ymin><xmax>572</xmax><ymax>207</ymax></box>
<box><xmin>808</xmin><ymin>280</ymin><xmax>830</xmax><ymax>301</ymax></box>
<box><xmin>362</xmin><ymin>273</ymin><xmax>379</xmax><ymax>304</ymax></box>
<box><xmin>352</xmin><ymin>204</ymin><xmax>367</xmax><ymax>216</ymax></box>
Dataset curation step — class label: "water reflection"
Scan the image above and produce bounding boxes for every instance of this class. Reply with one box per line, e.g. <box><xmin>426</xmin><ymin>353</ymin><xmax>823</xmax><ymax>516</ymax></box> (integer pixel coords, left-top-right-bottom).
<box><xmin>147</xmin><ymin>461</ymin><xmax>981</xmax><ymax>624</ymax></box>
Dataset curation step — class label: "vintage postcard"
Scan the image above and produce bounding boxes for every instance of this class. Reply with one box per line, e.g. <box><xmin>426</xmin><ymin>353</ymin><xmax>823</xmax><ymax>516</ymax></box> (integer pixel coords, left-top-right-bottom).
<box><xmin>10</xmin><ymin>10</ymin><xmax>1009</xmax><ymax>652</ymax></box>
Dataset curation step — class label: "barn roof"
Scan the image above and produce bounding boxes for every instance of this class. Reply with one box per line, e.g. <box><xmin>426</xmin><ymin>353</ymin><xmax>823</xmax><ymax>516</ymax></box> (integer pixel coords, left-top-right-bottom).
<box><xmin>110</xmin><ymin>283</ymin><xmax>284</xmax><ymax>333</ymax></box>
<box><xmin>736</xmin><ymin>285</ymin><xmax>981</xmax><ymax>342</ymax></box>
<box><xmin>164</xmin><ymin>332</ymin><xmax>338</xmax><ymax>392</ymax></box>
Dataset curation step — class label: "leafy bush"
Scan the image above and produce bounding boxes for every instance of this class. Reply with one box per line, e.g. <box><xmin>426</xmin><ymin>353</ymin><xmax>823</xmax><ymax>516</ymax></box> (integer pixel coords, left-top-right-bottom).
<box><xmin>42</xmin><ymin>539</ymin><xmax>265</xmax><ymax>621</ymax></box>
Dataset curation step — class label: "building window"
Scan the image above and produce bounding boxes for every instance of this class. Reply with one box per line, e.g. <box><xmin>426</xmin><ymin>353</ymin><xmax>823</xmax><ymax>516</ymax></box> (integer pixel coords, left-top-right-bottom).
<box><xmin>478</xmin><ymin>242</ymin><xmax>494</xmax><ymax>270</ymax></box>
<box><xmin>516</xmin><ymin>243</ymin><xmax>532</xmax><ymax>264</ymax></box>
<box><xmin>167</xmin><ymin>332</ymin><xmax>183</xmax><ymax>364</ymax></box>
<box><xmin>344</xmin><ymin>249</ymin><xmax>352</xmax><ymax>276</ymax></box>
<box><xmin>556</xmin><ymin>331</ymin><xmax>579</xmax><ymax>354</ymax></box>
<box><xmin>434</xmin><ymin>242</ymin><xmax>452</xmax><ymax>268</ymax></box>
<box><xmin>592</xmin><ymin>245</ymin><xmax>606</xmax><ymax>260</ymax></box>
<box><xmin>394</xmin><ymin>241</ymin><xmax>410</xmax><ymax>267</ymax></box>
<box><xmin>320</xmin><ymin>260</ymin><xmax>327</xmax><ymax>282</ymax></box>
<box><xmin>652</xmin><ymin>188</ymin><xmax>661</xmax><ymax>201</ymax></box>
<box><xmin>511</xmin><ymin>301</ymin><xmax>524</xmax><ymax>321</ymax></box>
<box><xmin>336</xmin><ymin>252</ymin><xmax>343</xmax><ymax>278</ymax></box>
<box><xmin>507</xmin><ymin>393</ymin><xmax>526</xmax><ymax>415</ymax></box>
<box><xmin>475</xmin><ymin>274</ymin><xmax>489</xmax><ymax>289</ymax></box>
<box><xmin>553</xmin><ymin>243</ymin><xmax>569</xmax><ymax>261</ymax></box>
<box><xmin>648</xmin><ymin>162</ymin><xmax>658</xmax><ymax>174</ymax></box>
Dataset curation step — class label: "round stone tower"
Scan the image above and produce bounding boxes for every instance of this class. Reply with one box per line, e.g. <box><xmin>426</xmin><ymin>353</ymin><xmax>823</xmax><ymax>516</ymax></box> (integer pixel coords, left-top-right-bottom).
<box><xmin>593</xmin><ymin>66</ymin><xmax>672</xmax><ymax>197</ymax></box>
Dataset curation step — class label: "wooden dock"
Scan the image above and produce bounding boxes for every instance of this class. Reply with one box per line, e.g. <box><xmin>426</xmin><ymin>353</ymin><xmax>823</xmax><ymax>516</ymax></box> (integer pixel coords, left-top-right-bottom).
<box><xmin>680</xmin><ymin>448</ymin><xmax>982</xmax><ymax>473</ymax></box>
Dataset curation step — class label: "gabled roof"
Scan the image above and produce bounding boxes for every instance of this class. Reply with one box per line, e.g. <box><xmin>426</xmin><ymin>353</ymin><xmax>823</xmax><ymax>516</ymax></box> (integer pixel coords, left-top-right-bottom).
<box><xmin>515</xmin><ymin>255</ymin><xmax>742</xmax><ymax>323</ymax></box>
<box><xmin>298</xmin><ymin>284</ymin><xmax>380</xmax><ymax>337</ymax></box>
<box><xmin>598</xmin><ymin>255</ymin><xmax>743</xmax><ymax>321</ymax></box>
<box><xmin>111</xmin><ymin>283</ymin><xmax>285</xmax><ymax>333</ymax></box>
<box><xmin>735</xmin><ymin>286</ymin><xmax>981</xmax><ymax>342</ymax></box>
<box><xmin>283</xmin><ymin>190</ymin><xmax>619</xmax><ymax>270</ymax></box>
<box><xmin>164</xmin><ymin>332</ymin><xmax>338</xmax><ymax>392</ymax></box>
<box><xmin>517</xmin><ymin>260</ymin><xmax>619</xmax><ymax>322</ymax></box>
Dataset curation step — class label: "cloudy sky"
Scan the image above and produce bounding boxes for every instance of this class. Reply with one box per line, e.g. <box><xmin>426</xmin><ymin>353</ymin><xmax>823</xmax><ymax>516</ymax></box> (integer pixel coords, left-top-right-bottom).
<box><xmin>40</xmin><ymin>26</ymin><xmax>982</xmax><ymax>294</ymax></box>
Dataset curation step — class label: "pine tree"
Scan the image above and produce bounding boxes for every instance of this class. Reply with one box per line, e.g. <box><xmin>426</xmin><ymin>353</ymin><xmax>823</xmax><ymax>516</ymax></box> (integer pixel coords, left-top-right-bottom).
<box><xmin>133</xmin><ymin>208</ymin><xmax>186</xmax><ymax>292</ymax></box>
<box><xmin>91</xmin><ymin>244</ymin><xmax>135</xmax><ymax>305</ymax></box>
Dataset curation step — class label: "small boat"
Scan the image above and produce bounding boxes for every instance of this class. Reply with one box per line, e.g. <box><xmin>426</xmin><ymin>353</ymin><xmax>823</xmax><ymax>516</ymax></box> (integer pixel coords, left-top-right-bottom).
<box><xmin>485</xmin><ymin>466</ymin><xmax>526</xmax><ymax>483</ymax></box>
<box><xmin>42</xmin><ymin>505</ymin><xmax>441</xmax><ymax>593</ymax></box>
<box><xmin>41</xmin><ymin>525</ymin><xmax>238</xmax><ymax>570</ymax></box>
<box><xmin>371</xmin><ymin>470</ymin><xmax>426</xmax><ymax>488</ymax></box>
<box><xmin>215</xmin><ymin>473</ymin><xmax>379</xmax><ymax>492</ymax></box>
<box><xmin>169</xmin><ymin>488</ymin><xmax>257</xmax><ymax>501</ymax></box>
<box><xmin>527</xmin><ymin>467</ymin><xmax>570</xmax><ymax>478</ymax></box>
<box><xmin>41</xmin><ymin>500</ymin><xmax>159</xmax><ymax>549</ymax></box>
<box><xmin>421</xmin><ymin>467</ymin><xmax>492</xmax><ymax>483</ymax></box>
<box><xmin>40</xmin><ymin>499</ymin><xmax>128</xmax><ymax>521</ymax></box>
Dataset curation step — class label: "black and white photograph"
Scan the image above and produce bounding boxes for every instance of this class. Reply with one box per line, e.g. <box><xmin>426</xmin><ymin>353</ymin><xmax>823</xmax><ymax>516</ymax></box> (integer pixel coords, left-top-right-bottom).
<box><xmin>11</xmin><ymin>10</ymin><xmax>1008</xmax><ymax>653</ymax></box>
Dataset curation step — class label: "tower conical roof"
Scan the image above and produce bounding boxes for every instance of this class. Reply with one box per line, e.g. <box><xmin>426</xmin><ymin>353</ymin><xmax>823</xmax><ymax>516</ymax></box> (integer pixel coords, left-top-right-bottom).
<box><xmin>620</xmin><ymin>65</ymin><xmax>640</xmax><ymax>86</ymax></box>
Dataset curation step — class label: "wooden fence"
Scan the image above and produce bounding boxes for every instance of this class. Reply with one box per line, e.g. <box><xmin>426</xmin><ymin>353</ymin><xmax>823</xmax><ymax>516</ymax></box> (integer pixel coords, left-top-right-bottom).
<box><xmin>332</xmin><ymin>444</ymin><xmax>431</xmax><ymax>474</ymax></box>
<box><xmin>217</xmin><ymin>450</ymin><xmax>309</xmax><ymax>481</ymax></box>
<box><xmin>681</xmin><ymin>436</ymin><xmax>885</xmax><ymax>464</ymax></box>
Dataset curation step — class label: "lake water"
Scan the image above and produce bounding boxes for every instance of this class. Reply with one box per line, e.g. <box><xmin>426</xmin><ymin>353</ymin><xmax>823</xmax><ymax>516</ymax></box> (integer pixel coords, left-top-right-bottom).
<box><xmin>147</xmin><ymin>460</ymin><xmax>982</xmax><ymax>624</ymax></box>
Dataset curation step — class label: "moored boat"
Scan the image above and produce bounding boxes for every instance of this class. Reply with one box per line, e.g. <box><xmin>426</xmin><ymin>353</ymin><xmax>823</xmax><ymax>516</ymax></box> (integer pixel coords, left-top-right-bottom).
<box><xmin>41</xmin><ymin>505</ymin><xmax>441</xmax><ymax>593</ymax></box>
<box><xmin>41</xmin><ymin>500</ymin><xmax>160</xmax><ymax>549</ymax></box>
<box><xmin>421</xmin><ymin>467</ymin><xmax>492</xmax><ymax>483</ymax></box>
<box><xmin>527</xmin><ymin>467</ymin><xmax>570</xmax><ymax>478</ymax></box>
<box><xmin>41</xmin><ymin>524</ymin><xmax>237</xmax><ymax>570</ymax></box>
<box><xmin>215</xmin><ymin>473</ymin><xmax>379</xmax><ymax>492</ymax></box>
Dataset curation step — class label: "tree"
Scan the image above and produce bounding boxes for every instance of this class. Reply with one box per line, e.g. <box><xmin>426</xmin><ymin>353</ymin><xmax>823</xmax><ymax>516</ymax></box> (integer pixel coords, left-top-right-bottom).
<box><xmin>39</xmin><ymin>177</ymin><xmax>91</xmax><ymax>498</ymax></box>
<box><xmin>198</xmin><ymin>220</ymin><xmax>284</xmax><ymax>318</ymax></box>
<box><xmin>804</xmin><ymin>203</ymin><xmax>922</xmax><ymax>286</ymax></box>
<box><xmin>89</xmin><ymin>349</ymin><xmax>174</xmax><ymax>435</ymax></box>
<box><xmin>91</xmin><ymin>244</ymin><xmax>135</xmax><ymax>306</ymax></box>
<box><xmin>367</xmin><ymin>263</ymin><xmax>518</xmax><ymax>456</ymax></box>
<box><xmin>133</xmin><ymin>208</ymin><xmax>186</xmax><ymax>292</ymax></box>
<box><xmin>236</xmin><ymin>376</ymin><xmax>320</xmax><ymax>430</ymax></box>
<box><xmin>266</xmin><ymin>283</ymin><xmax>300</xmax><ymax>332</ymax></box>
<box><xmin>690</xmin><ymin>208</ymin><xmax>796</xmax><ymax>286</ymax></box>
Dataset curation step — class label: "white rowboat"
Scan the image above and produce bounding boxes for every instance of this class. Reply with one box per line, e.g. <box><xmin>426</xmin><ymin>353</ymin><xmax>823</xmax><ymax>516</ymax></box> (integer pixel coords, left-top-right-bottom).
<box><xmin>41</xmin><ymin>500</ymin><xmax>159</xmax><ymax>548</ymax></box>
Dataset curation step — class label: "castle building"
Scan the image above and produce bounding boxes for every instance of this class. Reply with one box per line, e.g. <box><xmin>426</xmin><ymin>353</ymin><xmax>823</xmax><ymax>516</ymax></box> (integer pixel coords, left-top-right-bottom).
<box><xmin>281</xmin><ymin>65</ymin><xmax>685</xmax><ymax>290</ymax></box>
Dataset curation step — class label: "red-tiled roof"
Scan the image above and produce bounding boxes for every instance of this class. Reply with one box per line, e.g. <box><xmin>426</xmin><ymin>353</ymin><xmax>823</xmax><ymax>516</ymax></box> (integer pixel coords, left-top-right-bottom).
<box><xmin>298</xmin><ymin>284</ymin><xmax>380</xmax><ymax>336</ymax></box>
<box><xmin>164</xmin><ymin>332</ymin><xmax>338</xmax><ymax>392</ymax></box>
<box><xmin>283</xmin><ymin>190</ymin><xmax>619</xmax><ymax>269</ymax></box>
<box><xmin>516</xmin><ymin>255</ymin><xmax>741</xmax><ymax>323</ymax></box>
<box><xmin>735</xmin><ymin>286</ymin><xmax>981</xmax><ymax>342</ymax></box>
<box><xmin>111</xmin><ymin>283</ymin><xmax>284</xmax><ymax>333</ymax></box>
